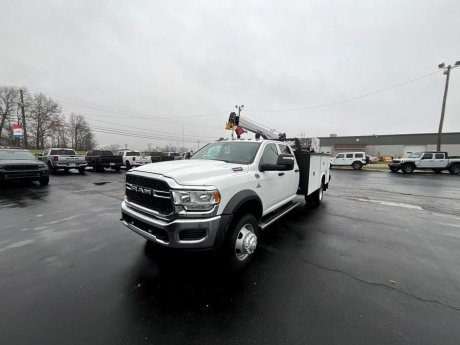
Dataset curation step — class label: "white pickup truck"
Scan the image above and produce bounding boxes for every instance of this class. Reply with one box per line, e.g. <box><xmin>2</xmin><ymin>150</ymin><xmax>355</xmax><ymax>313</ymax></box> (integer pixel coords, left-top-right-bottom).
<box><xmin>116</xmin><ymin>150</ymin><xmax>151</xmax><ymax>170</ymax></box>
<box><xmin>121</xmin><ymin>139</ymin><xmax>331</xmax><ymax>270</ymax></box>
<box><xmin>39</xmin><ymin>148</ymin><xmax>87</xmax><ymax>174</ymax></box>
<box><xmin>389</xmin><ymin>151</ymin><xmax>460</xmax><ymax>174</ymax></box>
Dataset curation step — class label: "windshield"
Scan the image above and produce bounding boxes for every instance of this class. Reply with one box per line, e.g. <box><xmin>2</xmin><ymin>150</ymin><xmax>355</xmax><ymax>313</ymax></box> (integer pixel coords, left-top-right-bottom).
<box><xmin>191</xmin><ymin>142</ymin><xmax>261</xmax><ymax>164</ymax></box>
<box><xmin>0</xmin><ymin>150</ymin><xmax>36</xmax><ymax>160</ymax></box>
<box><xmin>50</xmin><ymin>149</ymin><xmax>76</xmax><ymax>155</ymax></box>
<box><xmin>407</xmin><ymin>152</ymin><xmax>423</xmax><ymax>158</ymax></box>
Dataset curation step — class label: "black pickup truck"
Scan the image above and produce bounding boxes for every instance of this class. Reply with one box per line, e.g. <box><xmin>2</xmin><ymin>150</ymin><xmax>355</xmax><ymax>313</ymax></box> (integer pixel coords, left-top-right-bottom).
<box><xmin>85</xmin><ymin>150</ymin><xmax>123</xmax><ymax>172</ymax></box>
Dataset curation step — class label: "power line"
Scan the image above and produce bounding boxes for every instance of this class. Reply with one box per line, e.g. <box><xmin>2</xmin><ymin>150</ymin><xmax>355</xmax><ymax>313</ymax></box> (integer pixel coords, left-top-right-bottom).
<box><xmin>61</xmin><ymin>112</ymin><xmax>217</xmax><ymax>140</ymax></box>
<box><xmin>247</xmin><ymin>70</ymin><xmax>440</xmax><ymax>113</ymax></box>
<box><xmin>30</xmin><ymin>89</ymin><xmax>229</xmax><ymax>120</ymax></box>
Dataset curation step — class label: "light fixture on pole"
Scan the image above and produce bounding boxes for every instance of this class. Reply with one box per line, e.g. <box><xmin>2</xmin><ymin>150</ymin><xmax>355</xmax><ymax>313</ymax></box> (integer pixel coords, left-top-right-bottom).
<box><xmin>437</xmin><ymin>61</ymin><xmax>460</xmax><ymax>151</ymax></box>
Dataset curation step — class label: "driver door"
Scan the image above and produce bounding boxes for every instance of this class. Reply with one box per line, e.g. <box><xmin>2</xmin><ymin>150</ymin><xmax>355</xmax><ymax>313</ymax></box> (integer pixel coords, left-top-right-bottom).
<box><xmin>257</xmin><ymin>143</ymin><xmax>286</xmax><ymax>212</ymax></box>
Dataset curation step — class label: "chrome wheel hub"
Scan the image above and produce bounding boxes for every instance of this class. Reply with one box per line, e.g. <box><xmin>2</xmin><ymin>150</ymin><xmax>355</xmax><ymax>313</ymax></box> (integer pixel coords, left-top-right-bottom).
<box><xmin>235</xmin><ymin>224</ymin><xmax>257</xmax><ymax>261</ymax></box>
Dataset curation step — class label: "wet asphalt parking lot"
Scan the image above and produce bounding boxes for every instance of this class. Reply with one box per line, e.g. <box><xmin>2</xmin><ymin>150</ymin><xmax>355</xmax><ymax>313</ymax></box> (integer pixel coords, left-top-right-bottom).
<box><xmin>1</xmin><ymin>168</ymin><xmax>460</xmax><ymax>345</ymax></box>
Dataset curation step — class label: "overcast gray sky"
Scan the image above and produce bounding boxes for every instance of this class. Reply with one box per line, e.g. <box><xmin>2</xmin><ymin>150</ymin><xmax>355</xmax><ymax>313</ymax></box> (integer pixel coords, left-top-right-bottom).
<box><xmin>1</xmin><ymin>0</ymin><xmax>459</xmax><ymax>150</ymax></box>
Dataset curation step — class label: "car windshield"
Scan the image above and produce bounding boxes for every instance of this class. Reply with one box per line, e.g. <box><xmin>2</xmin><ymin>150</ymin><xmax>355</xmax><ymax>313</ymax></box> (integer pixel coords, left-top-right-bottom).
<box><xmin>0</xmin><ymin>150</ymin><xmax>36</xmax><ymax>160</ymax></box>
<box><xmin>191</xmin><ymin>142</ymin><xmax>261</xmax><ymax>164</ymax></box>
<box><xmin>50</xmin><ymin>149</ymin><xmax>76</xmax><ymax>155</ymax></box>
<box><xmin>407</xmin><ymin>152</ymin><xmax>423</xmax><ymax>158</ymax></box>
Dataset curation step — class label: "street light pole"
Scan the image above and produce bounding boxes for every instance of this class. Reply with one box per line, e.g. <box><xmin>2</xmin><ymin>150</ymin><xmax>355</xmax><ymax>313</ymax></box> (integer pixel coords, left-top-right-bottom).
<box><xmin>437</xmin><ymin>61</ymin><xmax>460</xmax><ymax>151</ymax></box>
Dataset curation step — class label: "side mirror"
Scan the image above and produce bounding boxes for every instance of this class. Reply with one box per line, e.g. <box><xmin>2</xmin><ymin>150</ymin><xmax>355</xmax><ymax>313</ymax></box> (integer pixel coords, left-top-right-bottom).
<box><xmin>276</xmin><ymin>154</ymin><xmax>295</xmax><ymax>170</ymax></box>
<box><xmin>260</xmin><ymin>154</ymin><xmax>295</xmax><ymax>172</ymax></box>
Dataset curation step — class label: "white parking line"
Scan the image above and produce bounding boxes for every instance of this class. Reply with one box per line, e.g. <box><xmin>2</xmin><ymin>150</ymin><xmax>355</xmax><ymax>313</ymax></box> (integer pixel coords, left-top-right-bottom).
<box><xmin>350</xmin><ymin>198</ymin><xmax>423</xmax><ymax>210</ymax></box>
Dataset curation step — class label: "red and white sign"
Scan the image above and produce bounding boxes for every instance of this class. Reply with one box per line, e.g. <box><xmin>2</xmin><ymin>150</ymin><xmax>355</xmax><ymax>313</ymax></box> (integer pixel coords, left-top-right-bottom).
<box><xmin>12</xmin><ymin>124</ymin><xmax>23</xmax><ymax>139</ymax></box>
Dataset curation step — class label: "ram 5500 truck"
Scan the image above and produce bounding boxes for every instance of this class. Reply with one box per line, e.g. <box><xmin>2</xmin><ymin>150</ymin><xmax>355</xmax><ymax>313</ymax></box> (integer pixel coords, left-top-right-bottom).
<box><xmin>120</xmin><ymin>115</ymin><xmax>331</xmax><ymax>270</ymax></box>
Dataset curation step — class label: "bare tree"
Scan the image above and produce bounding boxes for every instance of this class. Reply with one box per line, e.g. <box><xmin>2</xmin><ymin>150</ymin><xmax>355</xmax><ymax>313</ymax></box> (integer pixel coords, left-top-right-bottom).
<box><xmin>103</xmin><ymin>143</ymin><xmax>122</xmax><ymax>153</ymax></box>
<box><xmin>68</xmin><ymin>113</ymin><xmax>96</xmax><ymax>151</ymax></box>
<box><xmin>48</xmin><ymin>113</ymin><xmax>68</xmax><ymax>147</ymax></box>
<box><xmin>29</xmin><ymin>93</ymin><xmax>60</xmax><ymax>149</ymax></box>
<box><xmin>0</xmin><ymin>86</ymin><xmax>19</xmax><ymax>145</ymax></box>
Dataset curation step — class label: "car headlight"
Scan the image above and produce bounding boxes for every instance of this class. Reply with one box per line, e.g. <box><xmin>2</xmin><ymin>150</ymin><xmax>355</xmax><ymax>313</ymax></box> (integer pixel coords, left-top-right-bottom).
<box><xmin>172</xmin><ymin>189</ymin><xmax>220</xmax><ymax>211</ymax></box>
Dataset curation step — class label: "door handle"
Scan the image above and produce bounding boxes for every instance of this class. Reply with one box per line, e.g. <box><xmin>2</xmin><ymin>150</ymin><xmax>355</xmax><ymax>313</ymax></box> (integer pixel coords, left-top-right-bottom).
<box><xmin>278</xmin><ymin>172</ymin><xmax>285</xmax><ymax>176</ymax></box>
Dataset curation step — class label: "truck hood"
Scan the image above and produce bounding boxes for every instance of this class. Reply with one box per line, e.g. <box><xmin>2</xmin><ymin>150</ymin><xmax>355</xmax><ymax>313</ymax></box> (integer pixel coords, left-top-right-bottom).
<box><xmin>132</xmin><ymin>159</ymin><xmax>249</xmax><ymax>186</ymax></box>
<box><xmin>0</xmin><ymin>159</ymin><xmax>46</xmax><ymax>167</ymax></box>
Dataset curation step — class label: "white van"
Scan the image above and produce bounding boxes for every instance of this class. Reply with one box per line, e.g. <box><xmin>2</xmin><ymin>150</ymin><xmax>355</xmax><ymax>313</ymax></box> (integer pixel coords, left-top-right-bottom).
<box><xmin>330</xmin><ymin>152</ymin><xmax>367</xmax><ymax>170</ymax></box>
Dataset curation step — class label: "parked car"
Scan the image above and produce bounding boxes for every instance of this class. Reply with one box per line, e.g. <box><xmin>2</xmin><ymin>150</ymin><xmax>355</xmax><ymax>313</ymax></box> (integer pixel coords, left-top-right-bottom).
<box><xmin>116</xmin><ymin>150</ymin><xmax>151</xmax><ymax>169</ymax></box>
<box><xmin>330</xmin><ymin>152</ymin><xmax>367</xmax><ymax>170</ymax></box>
<box><xmin>366</xmin><ymin>155</ymin><xmax>379</xmax><ymax>164</ymax></box>
<box><xmin>85</xmin><ymin>149</ymin><xmax>123</xmax><ymax>172</ymax></box>
<box><xmin>38</xmin><ymin>148</ymin><xmax>87</xmax><ymax>174</ymax></box>
<box><xmin>0</xmin><ymin>148</ymin><xmax>49</xmax><ymax>185</ymax></box>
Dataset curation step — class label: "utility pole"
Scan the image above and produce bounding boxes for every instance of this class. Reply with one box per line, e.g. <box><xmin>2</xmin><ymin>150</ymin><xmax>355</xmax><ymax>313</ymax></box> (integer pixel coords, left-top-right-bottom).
<box><xmin>437</xmin><ymin>61</ymin><xmax>460</xmax><ymax>151</ymax></box>
<box><xmin>19</xmin><ymin>89</ymin><xmax>28</xmax><ymax>148</ymax></box>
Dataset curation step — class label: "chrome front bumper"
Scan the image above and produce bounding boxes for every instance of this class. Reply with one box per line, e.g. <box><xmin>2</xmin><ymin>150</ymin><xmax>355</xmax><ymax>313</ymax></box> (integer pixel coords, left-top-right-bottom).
<box><xmin>121</xmin><ymin>201</ymin><xmax>221</xmax><ymax>249</ymax></box>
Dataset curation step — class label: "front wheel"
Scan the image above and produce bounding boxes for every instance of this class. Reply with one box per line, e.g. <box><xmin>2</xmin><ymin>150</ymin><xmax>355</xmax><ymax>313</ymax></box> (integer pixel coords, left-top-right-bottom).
<box><xmin>449</xmin><ymin>164</ymin><xmax>460</xmax><ymax>175</ymax></box>
<box><xmin>126</xmin><ymin>161</ymin><xmax>131</xmax><ymax>169</ymax></box>
<box><xmin>401</xmin><ymin>164</ymin><xmax>415</xmax><ymax>174</ymax></box>
<box><xmin>78</xmin><ymin>167</ymin><xmax>85</xmax><ymax>174</ymax></box>
<box><xmin>39</xmin><ymin>176</ymin><xmax>49</xmax><ymax>186</ymax></box>
<box><xmin>352</xmin><ymin>161</ymin><xmax>363</xmax><ymax>170</ymax></box>
<box><xmin>225</xmin><ymin>214</ymin><xmax>259</xmax><ymax>271</ymax></box>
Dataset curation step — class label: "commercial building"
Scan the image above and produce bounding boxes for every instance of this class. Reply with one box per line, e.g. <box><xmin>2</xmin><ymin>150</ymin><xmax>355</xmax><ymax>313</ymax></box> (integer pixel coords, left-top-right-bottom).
<box><xmin>319</xmin><ymin>132</ymin><xmax>460</xmax><ymax>158</ymax></box>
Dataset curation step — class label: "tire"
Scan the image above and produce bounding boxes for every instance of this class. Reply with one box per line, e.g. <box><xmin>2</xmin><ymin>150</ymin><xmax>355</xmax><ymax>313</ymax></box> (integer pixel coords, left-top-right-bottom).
<box><xmin>78</xmin><ymin>167</ymin><xmax>85</xmax><ymax>174</ymax></box>
<box><xmin>39</xmin><ymin>176</ymin><xmax>49</xmax><ymax>186</ymax></box>
<box><xmin>48</xmin><ymin>162</ymin><xmax>57</xmax><ymax>174</ymax></box>
<box><xmin>114</xmin><ymin>166</ymin><xmax>121</xmax><ymax>172</ymax></box>
<box><xmin>401</xmin><ymin>163</ymin><xmax>415</xmax><ymax>174</ymax></box>
<box><xmin>432</xmin><ymin>169</ymin><xmax>442</xmax><ymax>174</ymax></box>
<box><xmin>449</xmin><ymin>164</ymin><xmax>460</xmax><ymax>175</ymax></box>
<box><xmin>306</xmin><ymin>181</ymin><xmax>324</xmax><ymax>208</ymax></box>
<box><xmin>352</xmin><ymin>161</ymin><xmax>363</xmax><ymax>170</ymax></box>
<box><xmin>225</xmin><ymin>214</ymin><xmax>259</xmax><ymax>272</ymax></box>
<box><xmin>126</xmin><ymin>161</ymin><xmax>131</xmax><ymax>170</ymax></box>
<box><xmin>390</xmin><ymin>167</ymin><xmax>399</xmax><ymax>173</ymax></box>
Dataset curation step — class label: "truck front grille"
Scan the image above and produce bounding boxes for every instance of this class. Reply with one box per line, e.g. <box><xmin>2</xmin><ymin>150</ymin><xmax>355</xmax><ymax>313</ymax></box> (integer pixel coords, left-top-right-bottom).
<box><xmin>125</xmin><ymin>174</ymin><xmax>173</xmax><ymax>214</ymax></box>
<box><xmin>5</xmin><ymin>165</ymin><xmax>39</xmax><ymax>171</ymax></box>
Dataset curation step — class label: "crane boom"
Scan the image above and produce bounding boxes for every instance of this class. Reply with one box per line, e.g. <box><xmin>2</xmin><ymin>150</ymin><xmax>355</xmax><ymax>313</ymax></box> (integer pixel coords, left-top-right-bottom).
<box><xmin>225</xmin><ymin>112</ymin><xmax>284</xmax><ymax>140</ymax></box>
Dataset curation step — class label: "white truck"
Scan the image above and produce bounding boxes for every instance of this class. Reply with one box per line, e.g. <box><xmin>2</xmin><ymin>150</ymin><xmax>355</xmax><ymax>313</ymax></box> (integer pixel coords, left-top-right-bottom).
<box><xmin>389</xmin><ymin>151</ymin><xmax>460</xmax><ymax>174</ymax></box>
<box><xmin>38</xmin><ymin>148</ymin><xmax>87</xmax><ymax>174</ymax></box>
<box><xmin>120</xmin><ymin>113</ymin><xmax>331</xmax><ymax>270</ymax></box>
<box><xmin>116</xmin><ymin>149</ymin><xmax>151</xmax><ymax>170</ymax></box>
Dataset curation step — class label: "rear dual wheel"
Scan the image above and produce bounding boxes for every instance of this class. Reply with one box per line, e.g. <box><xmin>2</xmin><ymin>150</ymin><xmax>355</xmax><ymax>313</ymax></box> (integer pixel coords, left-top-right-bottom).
<box><xmin>305</xmin><ymin>181</ymin><xmax>324</xmax><ymax>208</ymax></box>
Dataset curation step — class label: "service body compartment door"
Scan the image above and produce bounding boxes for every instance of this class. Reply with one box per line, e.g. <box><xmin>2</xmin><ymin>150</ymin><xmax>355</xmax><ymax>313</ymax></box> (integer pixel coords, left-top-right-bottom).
<box><xmin>295</xmin><ymin>152</ymin><xmax>330</xmax><ymax>196</ymax></box>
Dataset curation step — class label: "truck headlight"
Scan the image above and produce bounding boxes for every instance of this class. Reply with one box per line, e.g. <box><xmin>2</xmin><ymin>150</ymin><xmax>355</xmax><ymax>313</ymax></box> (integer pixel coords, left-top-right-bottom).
<box><xmin>172</xmin><ymin>190</ymin><xmax>221</xmax><ymax>211</ymax></box>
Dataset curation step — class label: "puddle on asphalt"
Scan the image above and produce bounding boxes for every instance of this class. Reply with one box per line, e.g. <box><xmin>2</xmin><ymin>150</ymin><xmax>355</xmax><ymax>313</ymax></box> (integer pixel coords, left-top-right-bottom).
<box><xmin>93</xmin><ymin>181</ymin><xmax>112</xmax><ymax>186</ymax></box>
